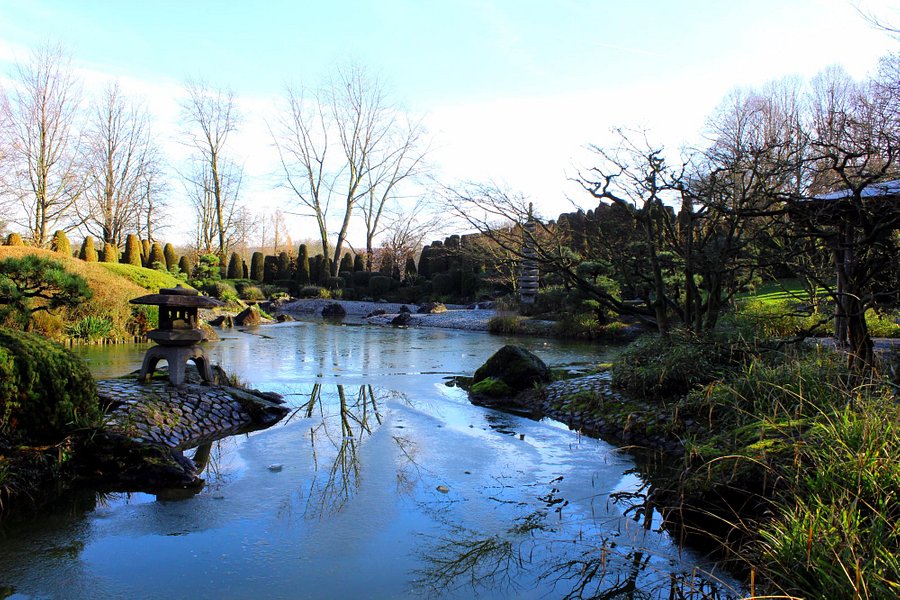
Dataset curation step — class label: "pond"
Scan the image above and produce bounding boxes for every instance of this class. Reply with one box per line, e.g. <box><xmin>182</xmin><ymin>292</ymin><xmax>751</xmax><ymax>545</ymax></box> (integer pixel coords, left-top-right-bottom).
<box><xmin>0</xmin><ymin>321</ymin><xmax>743</xmax><ymax>599</ymax></box>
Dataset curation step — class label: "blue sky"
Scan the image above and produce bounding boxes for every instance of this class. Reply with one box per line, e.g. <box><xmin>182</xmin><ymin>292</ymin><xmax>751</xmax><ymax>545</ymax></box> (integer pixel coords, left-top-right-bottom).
<box><xmin>0</xmin><ymin>0</ymin><xmax>896</xmax><ymax>244</ymax></box>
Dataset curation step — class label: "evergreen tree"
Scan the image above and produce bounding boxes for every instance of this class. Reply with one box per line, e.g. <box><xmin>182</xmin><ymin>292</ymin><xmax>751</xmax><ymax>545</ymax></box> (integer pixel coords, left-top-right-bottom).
<box><xmin>122</xmin><ymin>234</ymin><xmax>142</xmax><ymax>266</ymax></box>
<box><xmin>404</xmin><ymin>256</ymin><xmax>417</xmax><ymax>281</ymax></box>
<box><xmin>340</xmin><ymin>252</ymin><xmax>353</xmax><ymax>274</ymax></box>
<box><xmin>163</xmin><ymin>243</ymin><xmax>178</xmax><ymax>271</ymax></box>
<box><xmin>227</xmin><ymin>252</ymin><xmax>243</xmax><ymax>279</ymax></box>
<box><xmin>148</xmin><ymin>242</ymin><xmax>166</xmax><ymax>270</ymax></box>
<box><xmin>353</xmin><ymin>254</ymin><xmax>364</xmax><ymax>272</ymax></box>
<box><xmin>178</xmin><ymin>255</ymin><xmax>193</xmax><ymax>278</ymax></box>
<box><xmin>51</xmin><ymin>230</ymin><xmax>71</xmax><ymax>256</ymax></box>
<box><xmin>4</xmin><ymin>233</ymin><xmax>24</xmax><ymax>246</ymax></box>
<box><xmin>295</xmin><ymin>244</ymin><xmax>310</xmax><ymax>285</ymax></box>
<box><xmin>140</xmin><ymin>239</ymin><xmax>151</xmax><ymax>266</ymax></box>
<box><xmin>277</xmin><ymin>251</ymin><xmax>291</xmax><ymax>280</ymax></box>
<box><xmin>101</xmin><ymin>242</ymin><xmax>118</xmax><ymax>263</ymax></box>
<box><xmin>263</xmin><ymin>255</ymin><xmax>278</xmax><ymax>284</ymax></box>
<box><xmin>250</xmin><ymin>252</ymin><xmax>265</xmax><ymax>282</ymax></box>
<box><xmin>242</xmin><ymin>260</ymin><xmax>249</xmax><ymax>279</ymax></box>
<box><xmin>79</xmin><ymin>237</ymin><xmax>98</xmax><ymax>262</ymax></box>
<box><xmin>418</xmin><ymin>246</ymin><xmax>431</xmax><ymax>278</ymax></box>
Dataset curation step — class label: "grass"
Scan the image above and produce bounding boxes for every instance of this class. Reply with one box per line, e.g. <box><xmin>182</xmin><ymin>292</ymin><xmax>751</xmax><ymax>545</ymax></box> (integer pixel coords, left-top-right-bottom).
<box><xmin>669</xmin><ymin>348</ymin><xmax>899</xmax><ymax>598</ymax></box>
<box><xmin>98</xmin><ymin>262</ymin><xmax>189</xmax><ymax>291</ymax></box>
<box><xmin>0</xmin><ymin>246</ymin><xmax>166</xmax><ymax>340</ymax></box>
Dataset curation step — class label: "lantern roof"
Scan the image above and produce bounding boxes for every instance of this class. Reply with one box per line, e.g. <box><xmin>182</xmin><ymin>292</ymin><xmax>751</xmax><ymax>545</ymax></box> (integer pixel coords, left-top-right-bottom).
<box><xmin>130</xmin><ymin>285</ymin><xmax>225</xmax><ymax>308</ymax></box>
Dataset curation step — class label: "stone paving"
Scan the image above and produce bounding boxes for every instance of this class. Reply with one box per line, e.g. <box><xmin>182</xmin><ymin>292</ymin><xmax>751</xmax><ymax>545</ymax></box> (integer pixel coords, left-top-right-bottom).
<box><xmin>97</xmin><ymin>380</ymin><xmax>259</xmax><ymax>450</ymax></box>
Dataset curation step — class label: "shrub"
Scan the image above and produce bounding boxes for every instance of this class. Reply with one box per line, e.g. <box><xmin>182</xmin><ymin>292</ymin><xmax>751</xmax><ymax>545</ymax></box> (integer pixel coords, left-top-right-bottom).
<box><xmin>78</xmin><ymin>237</ymin><xmax>98</xmax><ymax>262</ymax></box>
<box><xmin>488</xmin><ymin>314</ymin><xmax>523</xmax><ymax>334</ymax></box>
<box><xmin>122</xmin><ymin>234</ymin><xmax>142</xmax><ymax>267</ymax></box>
<box><xmin>237</xmin><ymin>284</ymin><xmax>265</xmax><ymax>302</ymax></box>
<box><xmin>227</xmin><ymin>252</ymin><xmax>243</xmax><ymax>279</ymax></box>
<box><xmin>368</xmin><ymin>275</ymin><xmax>392</xmax><ymax>299</ymax></box>
<box><xmin>4</xmin><ymin>233</ymin><xmax>24</xmax><ymax>246</ymax></box>
<box><xmin>295</xmin><ymin>245</ymin><xmax>310</xmax><ymax>285</ymax></box>
<box><xmin>141</xmin><ymin>239</ymin><xmax>151</xmax><ymax>266</ymax></box>
<box><xmin>203</xmin><ymin>281</ymin><xmax>240</xmax><ymax>305</ymax></box>
<box><xmin>299</xmin><ymin>285</ymin><xmax>330</xmax><ymax>299</ymax></box>
<box><xmin>178</xmin><ymin>255</ymin><xmax>193</xmax><ymax>279</ymax></box>
<box><xmin>352</xmin><ymin>270</ymin><xmax>371</xmax><ymax>288</ymax></box>
<box><xmin>51</xmin><ymin>230</ymin><xmax>72</xmax><ymax>256</ymax></box>
<box><xmin>277</xmin><ymin>251</ymin><xmax>292</xmax><ymax>280</ymax></box>
<box><xmin>163</xmin><ymin>243</ymin><xmax>178</xmax><ymax>271</ymax></box>
<box><xmin>263</xmin><ymin>255</ymin><xmax>278</xmax><ymax>284</ymax></box>
<box><xmin>353</xmin><ymin>254</ymin><xmax>364</xmax><ymax>272</ymax></box>
<box><xmin>0</xmin><ymin>255</ymin><xmax>92</xmax><ymax>329</ymax></box>
<box><xmin>101</xmin><ymin>242</ymin><xmax>118</xmax><ymax>263</ymax></box>
<box><xmin>148</xmin><ymin>242</ymin><xmax>166</xmax><ymax>271</ymax></box>
<box><xmin>326</xmin><ymin>276</ymin><xmax>344</xmax><ymax>290</ymax></box>
<box><xmin>431</xmin><ymin>272</ymin><xmax>455</xmax><ymax>296</ymax></box>
<box><xmin>0</xmin><ymin>328</ymin><xmax>99</xmax><ymax>442</ymax></box>
<box><xmin>612</xmin><ymin>331</ymin><xmax>739</xmax><ymax>399</ymax></box>
<box><xmin>339</xmin><ymin>253</ymin><xmax>353</xmax><ymax>274</ymax></box>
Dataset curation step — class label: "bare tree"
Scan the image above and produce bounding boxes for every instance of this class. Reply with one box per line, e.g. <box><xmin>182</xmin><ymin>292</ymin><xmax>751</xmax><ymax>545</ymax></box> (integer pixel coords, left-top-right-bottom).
<box><xmin>360</xmin><ymin>115</ymin><xmax>428</xmax><ymax>270</ymax></box>
<box><xmin>79</xmin><ymin>82</ymin><xmax>162</xmax><ymax>247</ymax></box>
<box><xmin>272</xmin><ymin>64</ymin><xmax>418</xmax><ymax>276</ymax></box>
<box><xmin>184</xmin><ymin>156</ymin><xmax>243</xmax><ymax>256</ymax></box>
<box><xmin>180</xmin><ymin>79</ymin><xmax>239</xmax><ymax>256</ymax></box>
<box><xmin>0</xmin><ymin>44</ymin><xmax>85</xmax><ymax>247</ymax></box>
<box><xmin>377</xmin><ymin>196</ymin><xmax>442</xmax><ymax>276</ymax></box>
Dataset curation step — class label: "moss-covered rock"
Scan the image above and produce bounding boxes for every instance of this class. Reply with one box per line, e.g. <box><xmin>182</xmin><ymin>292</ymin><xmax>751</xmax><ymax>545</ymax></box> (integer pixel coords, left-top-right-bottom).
<box><xmin>0</xmin><ymin>328</ymin><xmax>99</xmax><ymax>442</ymax></box>
<box><xmin>470</xmin><ymin>376</ymin><xmax>514</xmax><ymax>397</ymax></box>
<box><xmin>473</xmin><ymin>344</ymin><xmax>551</xmax><ymax>392</ymax></box>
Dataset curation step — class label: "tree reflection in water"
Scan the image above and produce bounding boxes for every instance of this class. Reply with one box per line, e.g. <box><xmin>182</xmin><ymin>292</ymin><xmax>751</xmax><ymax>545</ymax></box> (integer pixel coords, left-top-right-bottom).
<box><xmin>415</xmin><ymin>476</ymin><xmax>741</xmax><ymax>600</ymax></box>
<box><xmin>290</xmin><ymin>384</ymin><xmax>413</xmax><ymax>517</ymax></box>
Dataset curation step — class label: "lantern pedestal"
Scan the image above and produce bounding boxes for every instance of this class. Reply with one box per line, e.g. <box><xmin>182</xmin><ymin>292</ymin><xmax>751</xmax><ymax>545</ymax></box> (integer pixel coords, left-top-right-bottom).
<box><xmin>138</xmin><ymin>344</ymin><xmax>215</xmax><ymax>386</ymax></box>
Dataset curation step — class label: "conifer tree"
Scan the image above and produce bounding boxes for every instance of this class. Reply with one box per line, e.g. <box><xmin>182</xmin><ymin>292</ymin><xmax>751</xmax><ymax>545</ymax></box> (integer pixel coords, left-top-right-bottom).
<box><xmin>163</xmin><ymin>243</ymin><xmax>178</xmax><ymax>271</ymax></box>
<box><xmin>4</xmin><ymin>233</ymin><xmax>24</xmax><ymax>246</ymax></box>
<box><xmin>227</xmin><ymin>252</ymin><xmax>242</xmax><ymax>279</ymax></box>
<box><xmin>102</xmin><ymin>242</ymin><xmax>118</xmax><ymax>263</ymax></box>
<box><xmin>140</xmin><ymin>239</ymin><xmax>151</xmax><ymax>266</ymax></box>
<box><xmin>122</xmin><ymin>234</ymin><xmax>142</xmax><ymax>266</ymax></box>
<box><xmin>79</xmin><ymin>237</ymin><xmax>98</xmax><ymax>262</ymax></box>
<box><xmin>353</xmin><ymin>254</ymin><xmax>364</xmax><ymax>272</ymax></box>
<box><xmin>51</xmin><ymin>230</ymin><xmax>71</xmax><ymax>256</ymax></box>
<box><xmin>250</xmin><ymin>252</ymin><xmax>265</xmax><ymax>282</ymax></box>
<box><xmin>340</xmin><ymin>252</ymin><xmax>353</xmax><ymax>274</ymax></box>
<box><xmin>295</xmin><ymin>244</ymin><xmax>310</xmax><ymax>285</ymax></box>
<box><xmin>178</xmin><ymin>255</ymin><xmax>193</xmax><ymax>278</ymax></box>
<box><xmin>149</xmin><ymin>242</ymin><xmax>166</xmax><ymax>270</ymax></box>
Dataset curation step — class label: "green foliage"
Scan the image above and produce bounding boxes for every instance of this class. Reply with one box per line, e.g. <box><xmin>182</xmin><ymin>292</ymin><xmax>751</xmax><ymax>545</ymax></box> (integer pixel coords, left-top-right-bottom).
<box><xmin>470</xmin><ymin>377</ymin><xmax>514</xmax><ymax>397</ymax></box>
<box><xmin>148</xmin><ymin>242</ymin><xmax>166</xmax><ymax>271</ymax></box>
<box><xmin>612</xmin><ymin>331</ymin><xmax>738</xmax><ymax>398</ymax></box>
<box><xmin>78</xmin><ymin>237</ymin><xmax>98</xmax><ymax>262</ymax></box>
<box><xmin>326</xmin><ymin>276</ymin><xmax>344</xmax><ymax>290</ymax></box>
<box><xmin>98</xmin><ymin>262</ymin><xmax>188</xmax><ymax>292</ymax></box>
<box><xmin>236</xmin><ymin>283</ymin><xmax>265</xmax><ymax>301</ymax></box>
<box><xmin>277</xmin><ymin>251</ymin><xmax>292</xmax><ymax>280</ymax></box>
<box><xmin>487</xmin><ymin>314</ymin><xmax>523</xmax><ymax>334</ymax></box>
<box><xmin>295</xmin><ymin>246</ymin><xmax>309</xmax><ymax>284</ymax></box>
<box><xmin>51</xmin><ymin>230</ymin><xmax>71</xmax><ymax>256</ymax></box>
<box><xmin>352</xmin><ymin>270</ymin><xmax>371</xmax><ymax>288</ymax></box>
<box><xmin>141</xmin><ymin>239</ymin><xmax>151</xmax><ymax>266</ymax></box>
<box><xmin>0</xmin><ymin>328</ymin><xmax>99</xmax><ymax>442</ymax></box>
<box><xmin>431</xmin><ymin>272</ymin><xmax>455</xmax><ymax>296</ymax></box>
<box><xmin>101</xmin><ymin>242</ymin><xmax>118</xmax><ymax>263</ymax></box>
<box><xmin>163</xmin><ymin>243</ymin><xmax>178</xmax><ymax>271</ymax></box>
<box><xmin>227</xmin><ymin>252</ymin><xmax>243</xmax><ymax>280</ymax></box>
<box><xmin>299</xmin><ymin>285</ymin><xmax>330</xmax><ymax>299</ymax></box>
<box><xmin>339</xmin><ymin>252</ymin><xmax>353</xmax><ymax>274</ymax></box>
<box><xmin>203</xmin><ymin>281</ymin><xmax>240</xmax><ymax>305</ymax></box>
<box><xmin>178</xmin><ymin>255</ymin><xmax>193</xmax><ymax>279</ymax></box>
<box><xmin>4</xmin><ymin>233</ymin><xmax>24</xmax><ymax>247</ymax></box>
<box><xmin>353</xmin><ymin>253</ymin><xmax>364</xmax><ymax>272</ymax></box>
<box><xmin>404</xmin><ymin>256</ymin><xmax>417</xmax><ymax>281</ymax></box>
<box><xmin>368</xmin><ymin>275</ymin><xmax>392</xmax><ymax>299</ymax></box>
<box><xmin>263</xmin><ymin>255</ymin><xmax>278</xmax><ymax>284</ymax></box>
<box><xmin>122</xmin><ymin>234</ymin><xmax>142</xmax><ymax>266</ymax></box>
<box><xmin>66</xmin><ymin>315</ymin><xmax>114</xmax><ymax>341</ymax></box>
<box><xmin>0</xmin><ymin>255</ymin><xmax>92</xmax><ymax>329</ymax></box>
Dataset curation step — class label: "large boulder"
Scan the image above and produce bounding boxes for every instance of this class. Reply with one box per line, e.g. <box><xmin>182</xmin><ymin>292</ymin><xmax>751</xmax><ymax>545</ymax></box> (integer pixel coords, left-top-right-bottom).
<box><xmin>235</xmin><ymin>306</ymin><xmax>261</xmax><ymax>326</ymax></box>
<box><xmin>321</xmin><ymin>302</ymin><xmax>347</xmax><ymax>318</ymax></box>
<box><xmin>418</xmin><ymin>302</ymin><xmax>447</xmax><ymax>314</ymax></box>
<box><xmin>473</xmin><ymin>345</ymin><xmax>551</xmax><ymax>393</ymax></box>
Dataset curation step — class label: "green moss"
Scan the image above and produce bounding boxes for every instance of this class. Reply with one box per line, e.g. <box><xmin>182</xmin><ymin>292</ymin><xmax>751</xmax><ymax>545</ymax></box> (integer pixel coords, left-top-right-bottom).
<box><xmin>470</xmin><ymin>377</ymin><xmax>514</xmax><ymax>397</ymax></box>
<box><xmin>0</xmin><ymin>328</ymin><xmax>99</xmax><ymax>442</ymax></box>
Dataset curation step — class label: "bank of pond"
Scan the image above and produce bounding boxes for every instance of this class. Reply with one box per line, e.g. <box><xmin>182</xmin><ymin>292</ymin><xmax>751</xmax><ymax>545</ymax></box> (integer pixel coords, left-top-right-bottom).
<box><xmin>0</xmin><ymin>320</ymin><xmax>897</xmax><ymax>599</ymax></box>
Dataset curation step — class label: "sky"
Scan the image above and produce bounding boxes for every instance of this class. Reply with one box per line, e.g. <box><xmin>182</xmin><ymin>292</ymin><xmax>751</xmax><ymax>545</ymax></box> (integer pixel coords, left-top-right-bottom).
<box><xmin>0</xmin><ymin>0</ymin><xmax>897</xmax><ymax>247</ymax></box>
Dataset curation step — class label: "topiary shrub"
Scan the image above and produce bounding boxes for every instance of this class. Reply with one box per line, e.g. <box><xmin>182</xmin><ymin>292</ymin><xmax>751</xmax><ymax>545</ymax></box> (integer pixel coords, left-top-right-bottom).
<box><xmin>368</xmin><ymin>275</ymin><xmax>392</xmax><ymax>299</ymax></box>
<box><xmin>78</xmin><ymin>237</ymin><xmax>98</xmax><ymax>262</ymax></box>
<box><xmin>352</xmin><ymin>270</ymin><xmax>371</xmax><ymax>288</ymax></box>
<box><xmin>326</xmin><ymin>276</ymin><xmax>344</xmax><ymax>290</ymax></box>
<box><xmin>340</xmin><ymin>252</ymin><xmax>353</xmax><ymax>274</ymax></box>
<box><xmin>431</xmin><ymin>272</ymin><xmax>455</xmax><ymax>297</ymax></box>
<box><xmin>0</xmin><ymin>328</ymin><xmax>99</xmax><ymax>442</ymax></box>
<box><xmin>163</xmin><ymin>243</ymin><xmax>178</xmax><ymax>271</ymax></box>
<box><xmin>122</xmin><ymin>234</ymin><xmax>142</xmax><ymax>266</ymax></box>
<box><xmin>4</xmin><ymin>233</ymin><xmax>25</xmax><ymax>247</ymax></box>
<box><xmin>178</xmin><ymin>255</ymin><xmax>193</xmax><ymax>279</ymax></box>
<box><xmin>299</xmin><ymin>285</ymin><xmax>330</xmax><ymax>299</ymax></box>
<box><xmin>277</xmin><ymin>251</ymin><xmax>292</xmax><ymax>280</ymax></box>
<box><xmin>148</xmin><ymin>242</ymin><xmax>166</xmax><ymax>271</ymax></box>
<box><xmin>101</xmin><ymin>242</ymin><xmax>118</xmax><ymax>263</ymax></box>
<box><xmin>51</xmin><ymin>230</ymin><xmax>72</xmax><ymax>256</ymax></box>
<box><xmin>227</xmin><ymin>252</ymin><xmax>243</xmax><ymax>280</ymax></box>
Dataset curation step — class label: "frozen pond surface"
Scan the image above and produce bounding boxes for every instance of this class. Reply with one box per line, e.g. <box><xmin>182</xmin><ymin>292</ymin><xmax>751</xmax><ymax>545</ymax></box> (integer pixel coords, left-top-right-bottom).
<box><xmin>0</xmin><ymin>321</ymin><xmax>742</xmax><ymax>599</ymax></box>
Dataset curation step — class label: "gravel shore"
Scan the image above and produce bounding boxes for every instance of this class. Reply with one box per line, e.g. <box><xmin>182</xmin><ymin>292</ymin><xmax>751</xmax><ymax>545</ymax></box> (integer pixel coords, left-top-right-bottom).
<box><xmin>276</xmin><ymin>298</ymin><xmax>498</xmax><ymax>331</ymax></box>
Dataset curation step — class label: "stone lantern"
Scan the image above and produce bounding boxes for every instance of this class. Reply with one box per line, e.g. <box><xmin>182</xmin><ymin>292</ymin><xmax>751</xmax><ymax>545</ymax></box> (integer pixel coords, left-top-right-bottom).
<box><xmin>130</xmin><ymin>285</ymin><xmax>224</xmax><ymax>386</ymax></box>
